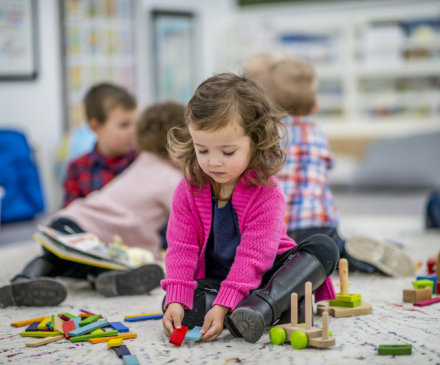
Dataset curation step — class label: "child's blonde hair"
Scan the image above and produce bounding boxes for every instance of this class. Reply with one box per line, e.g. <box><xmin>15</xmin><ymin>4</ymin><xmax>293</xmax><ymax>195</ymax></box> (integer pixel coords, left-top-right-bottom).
<box><xmin>265</xmin><ymin>59</ymin><xmax>317</xmax><ymax>116</ymax></box>
<box><xmin>242</xmin><ymin>52</ymin><xmax>287</xmax><ymax>86</ymax></box>
<box><xmin>167</xmin><ymin>73</ymin><xmax>286</xmax><ymax>189</ymax></box>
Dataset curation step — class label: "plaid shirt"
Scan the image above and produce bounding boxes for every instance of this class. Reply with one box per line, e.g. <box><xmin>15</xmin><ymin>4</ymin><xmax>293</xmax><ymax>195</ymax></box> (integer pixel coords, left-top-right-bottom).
<box><xmin>279</xmin><ymin>116</ymin><xmax>339</xmax><ymax>231</ymax></box>
<box><xmin>63</xmin><ymin>146</ymin><xmax>138</xmax><ymax>207</ymax></box>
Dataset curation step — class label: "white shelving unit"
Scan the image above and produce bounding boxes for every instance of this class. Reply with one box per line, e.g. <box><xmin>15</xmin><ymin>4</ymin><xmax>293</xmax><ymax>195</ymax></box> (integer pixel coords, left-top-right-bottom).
<box><xmin>224</xmin><ymin>0</ymin><xmax>440</xmax><ymax>139</ymax></box>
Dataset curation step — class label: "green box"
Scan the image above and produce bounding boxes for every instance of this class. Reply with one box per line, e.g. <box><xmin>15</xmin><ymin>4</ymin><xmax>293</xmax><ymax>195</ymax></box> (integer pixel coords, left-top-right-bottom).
<box><xmin>378</xmin><ymin>344</ymin><xmax>412</xmax><ymax>355</ymax></box>
<box><xmin>329</xmin><ymin>299</ymin><xmax>361</xmax><ymax>307</ymax></box>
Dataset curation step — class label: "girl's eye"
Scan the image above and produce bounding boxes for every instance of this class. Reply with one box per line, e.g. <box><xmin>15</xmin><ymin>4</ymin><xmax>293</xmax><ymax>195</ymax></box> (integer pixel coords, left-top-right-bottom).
<box><xmin>223</xmin><ymin>151</ymin><xmax>235</xmax><ymax>156</ymax></box>
<box><xmin>198</xmin><ymin>150</ymin><xmax>208</xmax><ymax>154</ymax></box>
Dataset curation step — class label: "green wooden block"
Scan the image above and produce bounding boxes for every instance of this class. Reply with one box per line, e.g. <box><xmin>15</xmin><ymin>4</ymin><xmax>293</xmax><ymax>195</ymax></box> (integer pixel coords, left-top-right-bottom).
<box><xmin>378</xmin><ymin>344</ymin><xmax>412</xmax><ymax>355</ymax></box>
<box><xmin>336</xmin><ymin>293</ymin><xmax>361</xmax><ymax>302</ymax></box>
<box><xmin>329</xmin><ymin>299</ymin><xmax>361</xmax><ymax>307</ymax></box>
<box><xmin>79</xmin><ymin>314</ymin><xmax>101</xmax><ymax>327</ymax></box>
<box><xmin>58</xmin><ymin>312</ymin><xmax>77</xmax><ymax>319</ymax></box>
<box><xmin>20</xmin><ymin>331</ymin><xmax>63</xmax><ymax>337</ymax></box>
<box><xmin>412</xmin><ymin>280</ymin><xmax>434</xmax><ymax>291</ymax></box>
<box><xmin>70</xmin><ymin>329</ymin><xmax>118</xmax><ymax>342</ymax></box>
<box><xmin>50</xmin><ymin>315</ymin><xmax>55</xmax><ymax>331</ymax></box>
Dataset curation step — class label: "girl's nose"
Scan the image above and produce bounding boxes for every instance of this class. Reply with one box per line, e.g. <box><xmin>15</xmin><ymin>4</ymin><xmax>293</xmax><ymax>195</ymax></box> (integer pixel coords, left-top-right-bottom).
<box><xmin>208</xmin><ymin>158</ymin><xmax>221</xmax><ymax>166</ymax></box>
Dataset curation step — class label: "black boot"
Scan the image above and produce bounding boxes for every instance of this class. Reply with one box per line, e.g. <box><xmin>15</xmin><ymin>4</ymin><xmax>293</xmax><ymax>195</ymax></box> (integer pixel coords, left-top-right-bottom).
<box><xmin>224</xmin><ymin>251</ymin><xmax>327</xmax><ymax>343</ymax></box>
<box><xmin>95</xmin><ymin>264</ymin><xmax>164</xmax><ymax>297</ymax></box>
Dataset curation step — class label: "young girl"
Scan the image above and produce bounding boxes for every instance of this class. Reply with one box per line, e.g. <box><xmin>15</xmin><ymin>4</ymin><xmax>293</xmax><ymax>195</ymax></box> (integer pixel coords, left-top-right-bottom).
<box><xmin>161</xmin><ymin>73</ymin><xmax>339</xmax><ymax>343</ymax></box>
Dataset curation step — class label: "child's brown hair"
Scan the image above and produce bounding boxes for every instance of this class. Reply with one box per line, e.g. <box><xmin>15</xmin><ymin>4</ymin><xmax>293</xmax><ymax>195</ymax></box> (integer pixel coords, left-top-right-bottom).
<box><xmin>167</xmin><ymin>73</ymin><xmax>286</xmax><ymax>189</ymax></box>
<box><xmin>242</xmin><ymin>52</ymin><xmax>287</xmax><ymax>86</ymax></box>
<box><xmin>137</xmin><ymin>101</ymin><xmax>186</xmax><ymax>159</ymax></box>
<box><xmin>84</xmin><ymin>83</ymin><xmax>137</xmax><ymax>125</ymax></box>
<box><xmin>265</xmin><ymin>59</ymin><xmax>317</xmax><ymax>116</ymax></box>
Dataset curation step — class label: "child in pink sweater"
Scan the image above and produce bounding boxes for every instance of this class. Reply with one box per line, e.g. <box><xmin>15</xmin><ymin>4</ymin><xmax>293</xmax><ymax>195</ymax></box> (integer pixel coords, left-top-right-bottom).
<box><xmin>161</xmin><ymin>73</ymin><xmax>339</xmax><ymax>344</ymax></box>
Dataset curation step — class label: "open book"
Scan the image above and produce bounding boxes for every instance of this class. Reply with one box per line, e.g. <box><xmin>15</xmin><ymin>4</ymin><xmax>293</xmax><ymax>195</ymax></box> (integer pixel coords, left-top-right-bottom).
<box><xmin>33</xmin><ymin>226</ymin><xmax>155</xmax><ymax>270</ymax></box>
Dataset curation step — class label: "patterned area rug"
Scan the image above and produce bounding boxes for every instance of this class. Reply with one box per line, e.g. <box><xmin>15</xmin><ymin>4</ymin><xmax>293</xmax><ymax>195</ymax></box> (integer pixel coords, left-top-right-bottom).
<box><xmin>0</xmin><ymin>214</ymin><xmax>439</xmax><ymax>365</ymax></box>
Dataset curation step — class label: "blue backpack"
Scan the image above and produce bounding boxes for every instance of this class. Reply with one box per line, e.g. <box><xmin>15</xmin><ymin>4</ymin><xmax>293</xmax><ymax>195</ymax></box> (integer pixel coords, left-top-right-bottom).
<box><xmin>0</xmin><ymin>129</ymin><xmax>45</xmax><ymax>223</ymax></box>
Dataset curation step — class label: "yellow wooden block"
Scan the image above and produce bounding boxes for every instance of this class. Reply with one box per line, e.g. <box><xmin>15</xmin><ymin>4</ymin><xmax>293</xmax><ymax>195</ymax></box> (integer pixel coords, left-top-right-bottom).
<box><xmin>124</xmin><ymin>312</ymin><xmax>162</xmax><ymax>319</ymax></box>
<box><xmin>37</xmin><ymin>318</ymin><xmax>52</xmax><ymax>330</ymax></box>
<box><xmin>10</xmin><ymin>317</ymin><xmax>47</xmax><ymax>328</ymax></box>
<box><xmin>107</xmin><ymin>338</ymin><xmax>123</xmax><ymax>347</ymax></box>
<box><xmin>91</xmin><ymin>329</ymin><xmax>104</xmax><ymax>334</ymax></box>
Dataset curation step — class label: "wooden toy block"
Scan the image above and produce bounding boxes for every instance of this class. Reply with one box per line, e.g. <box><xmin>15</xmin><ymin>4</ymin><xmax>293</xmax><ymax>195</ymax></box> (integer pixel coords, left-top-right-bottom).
<box><xmin>80</xmin><ymin>309</ymin><xmax>95</xmax><ymax>315</ymax></box>
<box><xmin>110</xmin><ymin>322</ymin><xmax>129</xmax><ymax>333</ymax></box>
<box><xmin>169</xmin><ymin>326</ymin><xmax>189</xmax><ymax>346</ymax></box>
<box><xmin>403</xmin><ymin>287</ymin><xmax>432</xmax><ymax>303</ymax></box>
<box><xmin>123</xmin><ymin>355</ymin><xmax>140</xmax><ymax>365</ymax></box>
<box><xmin>79</xmin><ymin>314</ymin><xmax>101</xmax><ymax>326</ymax></box>
<box><xmin>416</xmin><ymin>275</ymin><xmax>438</xmax><ymax>294</ymax></box>
<box><xmin>307</xmin><ymin>312</ymin><xmax>336</xmax><ymax>348</ymax></box>
<box><xmin>186</xmin><ymin>326</ymin><xmax>203</xmax><ymax>341</ymax></box>
<box><xmin>53</xmin><ymin>315</ymin><xmax>65</xmax><ymax>333</ymax></box>
<box><xmin>412</xmin><ymin>279</ymin><xmax>434</xmax><ymax>291</ymax></box>
<box><xmin>88</xmin><ymin>332</ymin><xmax>137</xmax><ymax>344</ymax></box>
<box><xmin>68</xmin><ymin>320</ymin><xmax>109</xmax><ymax>337</ymax></box>
<box><xmin>378</xmin><ymin>344</ymin><xmax>412</xmax><ymax>355</ymax></box>
<box><xmin>124</xmin><ymin>314</ymin><xmax>164</xmax><ymax>322</ymax></box>
<box><xmin>108</xmin><ymin>338</ymin><xmax>124</xmax><ymax>347</ymax></box>
<box><xmin>37</xmin><ymin>318</ymin><xmax>51</xmax><ymax>330</ymax></box>
<box><xmin>25</xmin><ymin>322</ymin><xmax>41</xmax><ymax>332</ymax></box>
<box><xmin>335</xmin><ymin>293</ymin><xmax>361</xmax><ymax>302</ymax></box>
<box><xmin>46</xmin><ymin>321</ymin><xmax>52</xmax><ymax>329</ymax></box>
<box><xmin>113</xmin><ymin>345</ymin><xmax>131</xmax><ymax>358</ymax></box>
<box><xmin>317</xmin><ymin>301</ymin><xmax>373</xmax><ymax>318</ymax></box>
<box><xmin>427</xmin><ymin>258</ymin><xmax>437</xmax><ymax>275</ymax></box>
<box><xmin>91</xmin><ymin>329</ymin><xmax>104</xmax><ymax>334</ymax></box>
<box><xmin>50</xmin><ymin>315</ymin><xmax>55</xmax><ymax>330</ymax></box>
<box><xmin>78</xmin><ymin>313</ymin><xmax>92</xmax><ymax>318</ymax></box>
<box><xmin>413</xmin><ymin>297</ymin><xmax>440</xmax><ymax>307</ymax></box>
<box><xmin>11</xmin><ymin>317</ymin><xmax>47</xmax><ymax>328</ymax></box>
<box><xmin>337</xmin><ymin>258</ymin><xmax>352</xmax><ymax>296</ymax></box>
<box><xmin>124</xmin><ymin>312</ymin><xmax>163</xmax><ymax>319</ymax></box>
<box><xmin>58</xmin><ymin>313</ymin><xmax>76</xmax><ymax>320</ymax></box>
<box><xmin>70</xmin><ymin>330</ymin><xmax>118</xmax><ymax>342</ymax></box>
<box><xmin>437</xmin><ymin>281</ymin><xmax>440</xmax><ymax>295</ymax></box>
<box><xmin>329</xmin><ymin>299</ymin><xmax>361</xmax><ymax>307</ymax></box>
<box><xmin>437</xmin><ymin>251</ymin><xmax>440</xmax><ymax>278</ymax></box>
<box><xmin>63</xmin><ymin>320</ymin><xmax>76</xmax><ymax>340</ymax></box>
<box><xmin>25</xmin><ymin>335</ymin><xmax>65</xmax><ymax>347</ymax></box>
<box><xmin>42</xmin><ymin>328</ymin><xmax>51</xmax><ymax>331</ymax></box>
<box><xmin>20</xmin><ymin>331</ymin><xmax>63</xmax><ymax>337</ymax></box>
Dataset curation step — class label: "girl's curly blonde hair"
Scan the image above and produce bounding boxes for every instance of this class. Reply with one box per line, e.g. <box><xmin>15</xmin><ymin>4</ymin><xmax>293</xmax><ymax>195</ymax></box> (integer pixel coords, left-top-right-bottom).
<box><xmin>167</xmin><ymin>73</ymin><xmax>287</xmax><ymax>190</ymax></box>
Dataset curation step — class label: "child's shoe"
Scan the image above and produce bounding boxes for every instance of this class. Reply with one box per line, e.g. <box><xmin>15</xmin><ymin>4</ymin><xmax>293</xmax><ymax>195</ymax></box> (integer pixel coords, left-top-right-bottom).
<box><xmin>345</xmin><ymin>235</ymin><xmax>414</xmax><ymax>277</ymax></box>
<box><xmin>0</xmin><ymin>277</ymin><xmax>67</xmax><ymax>307</ymax></box>
<box><xmin>95</xmin><ymin>264</ymin><xmax>163</xmax><ymax>297</ymax></box>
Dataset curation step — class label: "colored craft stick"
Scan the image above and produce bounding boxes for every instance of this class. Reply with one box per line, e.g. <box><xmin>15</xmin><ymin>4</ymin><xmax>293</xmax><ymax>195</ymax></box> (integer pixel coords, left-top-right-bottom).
<box><xmin>63</xmin><ymin>320</ymin><xmax>76</xmax><ymax>340</ymax></box>
<box><xmin>169</xmin><ymin>326</ymin><xmax>188</xmax><ymax>346</ymax></box>
<box><xmin>70</xmin><ymin>330</ymin><xmax>118</xmax><ymax>342</ymax></box>
<box><xmin>378</xmin><ymin>344</ymin><xmax>412</xmax><ymax>355</ymax></box>
<box><xmin>68</xmin><ymin>320</ymin><xmax>109</xmax><ymax>337</ymax></box>
<box><xmin>25</xmin><ymin>322</ymin><xmax>41</xmax><ymax>332</ymax></box>
<box><xmin>113</xmin><ymin>345</ymin><xmax>131</xmax><ymax>358</ymax></box>
<box><xmin>72</xmin><ymin>317</ymin><xmax>82</xmax><ymax>327</ymax></box>
<box><xmin>79</xmin><ymin>314</ymin><xmax>101</xmax><ymax>326</ymax></box>
<box><xmin>123</xmin><ymin>355</ymin><xmax>140</xmax><ymax>365</ymax></box>
<box><xmin>11</xmin><ymin>317</ymin><xmax>47</xmax><ymax>328</ymax></box>
<box><xmin>91</xmin><ymin>329</ymin><xmax>104</xmax><ymax>334</ymax></box>
<box><xmin>46</xmin><ymin>321</ymin><xmax>51</xmax><ymax>329</ymax></box>
<box><xmin>108</xmin><ymin>338</ymin><xmax>124</xmax><ymax>347</ymax></box>
<box><xmin>58</xmin><ymin>313</ymin><xmax>77</xmax><ymax>320</ymax></box>
<box><xmin>124</xmin><ymin>314</ymin><xmax>164</xmax><ymax>322</ymax></box>
<box><xmin>37</xmin><ymin>318</ymin><xmax>51</xmax><ymax>330</ymax></box>
<box><xmin>53</xmin><ymin>316</ymin><xmax>65</xmax><ymax>333</ymax></box>
<box><xmin>110</xmin><ymin>322</ymin><xmax>129</xmax><ymax>333</ymax></box>
<box><xmin>88</xmin><ymin>332</ymin><xmax>137</xmax><ymax>344</ymax></box>
<box><xmin>79</xmin><ymin>313</ymin><xmax>93</xmax><ymax>318</ymax></box>
<box><xmin>20</xmin><ymin>331</ymin><xmax>63</xmax><ymax>337</ymax></box>
<box><xmin>50</xmin><ymin>315</ymin><xmax>55</xmax><ymax>330</ymax></box>
<box><xmin>42</xmin><ymin>328</ymin><xmax>51</xmax><ymax>332</ymax></box>
<box><xmin>186</xmin><ymin>326</ymin><xmax>203</xmax><ymax>341</ymax></box>
<box><xmin>413</xmin><ymin>297</ymin><xmax>440</xmax><ymax>307</ymax></box>
<box><xmin>25</xmin><ymin>335</ymin><xmax>65</xmax><ymax>347</ymax></box>
<box><xmin>80</xmin><ymin>309</ymin><xmax>96</xmax><ymax>315</ymax></box>
<box><xmin>124</xmin><ymin>312</ymin><xmax>163</xmax><ymax>319</ymax></box>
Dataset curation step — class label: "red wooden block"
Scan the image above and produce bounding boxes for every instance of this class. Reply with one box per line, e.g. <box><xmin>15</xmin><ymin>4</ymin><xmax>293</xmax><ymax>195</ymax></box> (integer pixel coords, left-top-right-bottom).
<box><xmin>413</xmin><ymin>297</ymin><xmax>440</xmax><ymax>307</ymax></box>
<box><xmin>80</xmin><ymin>309</ymin><xmax>95</xmax><ymax>315</ymax></box>
<box><xmin>63</xmin><ymin>320</ymin><xmax>76</xmax><ymax>340</ymax></box>
<box><xmin>169</xmin><ymin>326</ymin><xmax>188</xmax><ymax>346</ymax></box>
<box><xmin>437</xmin><ymin>281</ymin><xmax>440</xmax><ymax>295</ymax></box>
<box><xmin>427</xmin><ymin>258</ymin><xmax>437</xmax><ymax>275</ymax></box>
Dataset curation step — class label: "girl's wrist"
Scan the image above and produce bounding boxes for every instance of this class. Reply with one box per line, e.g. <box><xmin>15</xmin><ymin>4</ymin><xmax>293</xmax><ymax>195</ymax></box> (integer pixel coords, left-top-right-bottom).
<box><xmin>214</xmin><ymin>305</ymin><xmax>230</xmax><ymax>315</ymax></box>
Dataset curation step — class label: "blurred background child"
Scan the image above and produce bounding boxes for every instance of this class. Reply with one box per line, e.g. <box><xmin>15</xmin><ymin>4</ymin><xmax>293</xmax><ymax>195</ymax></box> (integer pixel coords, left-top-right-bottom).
<box><xmin>0</xmin><ymin>102</ymin><xmax>185</xmax><ymax>307</ymax></box>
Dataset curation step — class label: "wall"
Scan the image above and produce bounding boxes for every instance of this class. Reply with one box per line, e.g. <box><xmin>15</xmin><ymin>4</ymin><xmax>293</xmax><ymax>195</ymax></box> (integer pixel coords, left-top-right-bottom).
<box><xmin>0</xmin><ymin>1</ymin><xmax>64</xmax><ymax>214</ymax></box>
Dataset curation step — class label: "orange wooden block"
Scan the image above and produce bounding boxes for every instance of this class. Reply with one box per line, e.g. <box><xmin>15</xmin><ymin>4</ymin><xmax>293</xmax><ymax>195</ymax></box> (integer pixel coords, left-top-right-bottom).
<box><xmin>79</xmin><ymin>313</ymin><xmax>93</xmax><ymax>318</ymax></box>
<box><xmin>11</xmin><ymin>317</ymin><xmax>47</xmax><ymax>328</ymax></box>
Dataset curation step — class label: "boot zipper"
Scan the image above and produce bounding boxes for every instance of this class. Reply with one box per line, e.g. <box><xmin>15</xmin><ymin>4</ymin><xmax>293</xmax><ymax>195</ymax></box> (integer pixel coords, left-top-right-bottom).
<box><xmin>282</xmin><ymin>254</ymin><xmax>295</xmax><ymax>265</ymax></box>
<box><xmin>204</xmin><ymin>288</ymin><xmax>218</xmax><ymax>293</ymax></box>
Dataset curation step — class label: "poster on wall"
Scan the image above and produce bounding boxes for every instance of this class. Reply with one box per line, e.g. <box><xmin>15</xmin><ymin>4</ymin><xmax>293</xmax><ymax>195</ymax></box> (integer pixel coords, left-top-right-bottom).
<box><xmin>62</xmin><ymin>0</ymin><xmax>136</xmax><ymax>130</ymax></box>
<box><xmin>0</xmin><ymin>0</ymin><xmax>38</xmax><ymax>80</ymax></box>
<box><xmin>152</xmin><ymin>11</ymin><xmax>196</xmax><ymax>103</ymax></box>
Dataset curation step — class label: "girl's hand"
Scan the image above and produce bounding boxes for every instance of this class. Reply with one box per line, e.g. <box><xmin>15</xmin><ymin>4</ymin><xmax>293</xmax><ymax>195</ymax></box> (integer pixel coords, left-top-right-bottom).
<box><xmin>200</xmin><ymin>305</ymin><xmax>230</xmax><ymax>342</ymax></box>
<box><xmin>162</xmin><ymin>302</ymin><xmax>185</xmax><ymax>337</ymax></box>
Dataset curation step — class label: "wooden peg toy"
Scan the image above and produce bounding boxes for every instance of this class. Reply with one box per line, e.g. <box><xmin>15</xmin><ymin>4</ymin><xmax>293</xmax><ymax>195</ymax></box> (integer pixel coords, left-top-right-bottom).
<box><xmin>25</xmin><ymin>334</ymin><xmax>65</xmax><ymax>347</ymax></box>
<box><xmin>403</xmin><ymin>287</ymin><xmax>432</xmax><ymax>303</ymax></box>
<box><xmin>169</xmin><ymin>326</ymin><xmax>189</xmax><ymax>346</ymax></box>
<box><xmin>108</xmin><ymin>338</ymin><xmax>124</xmax><ymax>347</ymax></box>
<box><xmin>11</xmin><ymin>317</ymin><xmax>47</xmax><ymax>328</ymax></box>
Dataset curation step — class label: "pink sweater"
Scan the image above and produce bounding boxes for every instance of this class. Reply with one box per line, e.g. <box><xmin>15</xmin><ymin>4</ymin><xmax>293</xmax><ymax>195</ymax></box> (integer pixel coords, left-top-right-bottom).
<box><xmin>161</xmin><ymin>173</ymin><xmax>336</xmax><ymax>311</ymax></box>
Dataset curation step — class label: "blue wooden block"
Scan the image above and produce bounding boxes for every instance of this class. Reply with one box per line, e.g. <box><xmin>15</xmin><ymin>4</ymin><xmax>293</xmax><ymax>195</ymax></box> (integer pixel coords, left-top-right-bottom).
<box><xmin>124</xmin><ymin>314</ymin><xmax>164</xmax><ymax>322</ymax></box>
<box><xmin>68</xmin><ymin>320</ymin><xmax>109</xmax><ymax>337</ymax></box>
<box><xmin>416</xmin><ymin>275</ymin><xmax>438</xmax><ymax>293</ymax></box>
<box><xmin>72</xmin><ymin>317</ymin><xmax>82</xmax><ymax>329</ymax></box>
<box><xmin>25</xmin><ymin>322</ymin><xmax>41</xmax><ymax>332</ymax></box>
<box><xmin>46</xmin><ymin>321</ymin><xmax>51</xmax><ymax>329</ymax></box>
<box><xmin>110</xmin><ymin>322</ymin><xmax>129</xmax><ymax>333</ymax></box>
<box><xmin>123</xmin><ymin>355</ymin><xmax>140</xmax><ymax>365</ymax></box>
<box><xmin>186</xmin><ymin>326</ymin><xmax>203</xmax><ymax>341</ymax></box>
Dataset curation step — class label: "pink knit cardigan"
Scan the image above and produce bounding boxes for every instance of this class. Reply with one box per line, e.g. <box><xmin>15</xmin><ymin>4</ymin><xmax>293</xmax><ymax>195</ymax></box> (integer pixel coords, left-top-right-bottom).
<box><xmin>161</xmin><ymin>174</ymin><xmax>336</xmax><ymax>311</ymax></box>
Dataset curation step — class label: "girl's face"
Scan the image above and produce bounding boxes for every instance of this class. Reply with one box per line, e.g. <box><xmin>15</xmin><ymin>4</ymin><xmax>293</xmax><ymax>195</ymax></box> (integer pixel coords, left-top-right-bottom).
<box><xmin>189</xmin><ymin>117</ymin><xmax>252</xmax><ymax>188</ymax></box>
